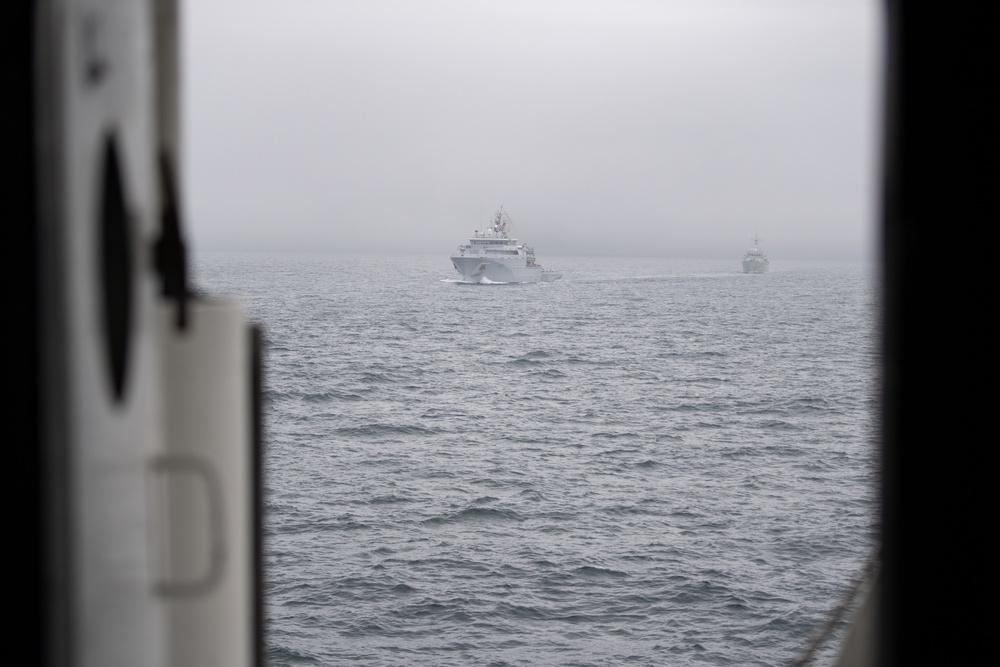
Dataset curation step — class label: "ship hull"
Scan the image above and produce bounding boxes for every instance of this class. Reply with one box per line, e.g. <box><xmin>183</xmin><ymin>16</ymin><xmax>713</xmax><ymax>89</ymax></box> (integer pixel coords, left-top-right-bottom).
<box><xmin>451</xmin><ymin>256</ymin><xmax>544</xmax><ymax>283</ymax></box>
<box><xmin>742</xmin><ymin>258</ymin><xmax>769</xmax><ymax>274</ymax></box>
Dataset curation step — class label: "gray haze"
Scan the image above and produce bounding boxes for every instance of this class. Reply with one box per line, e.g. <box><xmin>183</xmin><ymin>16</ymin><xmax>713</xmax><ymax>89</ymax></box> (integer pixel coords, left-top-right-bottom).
<box><xmin>182</xmin><ymin>0</ymin><xmax>881</xmax><ymax>260</ymax></box>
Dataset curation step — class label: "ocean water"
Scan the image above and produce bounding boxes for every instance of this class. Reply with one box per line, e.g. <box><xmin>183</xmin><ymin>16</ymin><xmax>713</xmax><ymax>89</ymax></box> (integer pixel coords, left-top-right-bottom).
<box><xmin>191</xmin><ymin>252</ymin><xmax>878</xmax><ymax>667</ymax></box>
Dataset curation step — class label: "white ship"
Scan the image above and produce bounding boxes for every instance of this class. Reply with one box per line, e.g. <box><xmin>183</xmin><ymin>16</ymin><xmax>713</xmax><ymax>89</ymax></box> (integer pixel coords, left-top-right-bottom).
<box><xmin>451</xmin><ymin>206</ymin><xmax>561</xmax><ymax>283</ymax></box>
<box><xmin>742</xmin><ymin>235</ymin><xmax>770</xmax><ymax>273</ymax></box>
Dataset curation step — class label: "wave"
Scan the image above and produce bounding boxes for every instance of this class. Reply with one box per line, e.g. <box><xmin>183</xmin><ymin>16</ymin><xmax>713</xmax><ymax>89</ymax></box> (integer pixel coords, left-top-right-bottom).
<box><xmin>575</xmin><ymin>565</ymin><xmax>629</xmax><ymax>578</ymax></box>
<box><xmin>421</xmin><ymin>507</ymin><xmax>524</xmax><ymax>525</ymax></box>
<box><xmin>333</xmin><ymin>424</ymin><xmax>440</xmax><ymax>437</ymax></box>
<box><xmin>368</xmin><ymin>495</ymin><xmax>412</xmax><ymax>505</ymax></box>
<box><xmin>448</xmin><ymin>277</ymin><xmax>512</xmax><ymax>285</ymax></box>
<box><xmin>266</xmin><ymin>645</ymin><xmax>321</xmax><ymax>665</ymax></box>
<box><xmin>592</xmin><ymin>431</ymin><xmax>641</xmax><ymax>440</ymax></box>
<box><xmin>391</xmin><ymin>583</ymin><xmax>417</xmax><ymax>595</ymax></box>
<box><xmin>300</xmin><ymin>390</ymin><xmax>365</xmax><ymax>402</ymax></box>
<box><xmin>508</xmin><ymin>350</ymin><xmax>553</xmax><ymax>365</ymax></box>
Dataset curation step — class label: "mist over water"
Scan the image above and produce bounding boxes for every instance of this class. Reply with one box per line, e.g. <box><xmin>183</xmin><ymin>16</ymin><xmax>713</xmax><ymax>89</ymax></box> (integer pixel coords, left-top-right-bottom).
<box><xmin>185</xmin><ymin>1</ymin><xmax>880</xmax><ymax>260</ymax></box>
<box><xmin>193</xmin><ymin>252</ymin><xmax>877</xmax><ymax>666</ymax></box>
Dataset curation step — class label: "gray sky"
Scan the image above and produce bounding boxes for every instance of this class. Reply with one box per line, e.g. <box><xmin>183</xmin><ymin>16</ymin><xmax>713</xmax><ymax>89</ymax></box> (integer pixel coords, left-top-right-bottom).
<box><xmin>182</xmin><ymin>0</ymin><xmax>881</xmax><ymax>260</ymax></box>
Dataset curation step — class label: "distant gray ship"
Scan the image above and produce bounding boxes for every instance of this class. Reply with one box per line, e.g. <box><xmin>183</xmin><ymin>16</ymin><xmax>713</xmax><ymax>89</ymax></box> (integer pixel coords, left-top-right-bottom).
<box><xmin>742</xmin><ymin>235</ymin><xmax>770</xmax><ymax>273</ymax></box>
<box><xmin>451</xmin><ymin>206</ymin><xmax>561</xmax><ymax>283</ymax></box>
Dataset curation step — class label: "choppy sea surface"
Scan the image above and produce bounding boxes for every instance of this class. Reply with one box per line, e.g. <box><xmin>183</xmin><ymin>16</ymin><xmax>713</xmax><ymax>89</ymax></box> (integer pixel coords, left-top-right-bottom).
<box><xmin>192</xmin><ymin>252</ymin><xmax>878</xmax><ymax>667</ymax></box>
